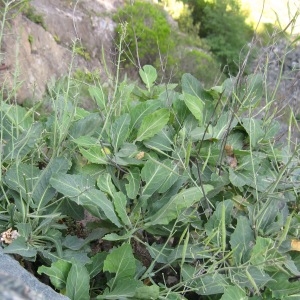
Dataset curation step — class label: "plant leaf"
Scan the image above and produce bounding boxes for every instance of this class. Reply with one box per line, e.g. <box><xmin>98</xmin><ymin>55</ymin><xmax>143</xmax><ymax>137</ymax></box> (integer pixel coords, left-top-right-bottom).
<box><xmin>113</xmin><ymin>191</ymin><xmax>132</xmax><ymax>227</ymax></box>
<box><xmin>98</xmin><ymin>279</ymin><xmax>142</xmax><ymax>299</ymax></box>
<box><xmin>124</xmin><ymin>167</ymin><xmax>140</xmax><ymax>199</ymax></box>
<box><xmin>103</xmin><ymin>243</ymin><xmax>136</xmax><ymax>282</ymax></box>
<box><xmin>79</xmin><ymin>145</ymin><xmax>108</xmax><ymax>164</ymax></box>
<box><xmin>50</xmin><ymin>174</ymin><xmax>121</xmax><ymax>227</ymax></box>
<box><xmin>38</xmin><ymin>259</ymin><xmax>71</xmax><ymax>290</ymax></box>
<box><xmin>3</xmin><ymin>236</ymin><xmax>37</xmax><ymax>258</ymax></box>
<box><xmin>32</xmin><ymin>157</ymin><xmax>70</xmax><ymax>209</ymax></box>
<box><xmin>141</xmin><ymin>159</ymin><xmax>176</xmax><ymax>199</ymax></box>
<box><xmin>145</xmin><ymin>185</ymin><xmax>213</xmax><ymax>226</ymax></box>
<box><xmin>66</xmin><ymin>261</ymin><xmax>90</xmax><ymax>300</ymax></box>
<box><xmin>139</xmin><ymin>65</ymin><xmax>157</xmax><ymax>90</ymax></box>
<box><xmin>136</xmin><ymin>108</ymin><xmax>170</xmax><ymax>142</ymax></box>
<box><xmin>230</xmin><ymin>216</ymin><xmax>255</xmax><ymax>265</ymax></box>
<box><xmin>111</xmin><ymin>113</ymin><xmax>131</xmax><ymax>151</ymax></box>
<box><xmin>88</xmin><ymin>86</ymin><xmax>106</xmax><ymax>111</ymax></box>
<box><xmin>97</xmin><ymin>173</ymin><xmax>117</xmax><ymax>198</ymax></box>
<box><xmin>69</xmin><ymin>113</ymin><xmax>102</xmax><ymax>139</ymax></box>
<box><xmin>220</xmin><ymin>285</ymin><xmax>248</xmax><ymax>300</ymax></box>
<box><xmin>130</xmin><ymin>100</ymin><xmax>161</xmax><ymax>130</ymax></box>
<box><xmin>182</xmin><ymin>92</ymin><xmax>204</xmax><ymax>125</ymax></box>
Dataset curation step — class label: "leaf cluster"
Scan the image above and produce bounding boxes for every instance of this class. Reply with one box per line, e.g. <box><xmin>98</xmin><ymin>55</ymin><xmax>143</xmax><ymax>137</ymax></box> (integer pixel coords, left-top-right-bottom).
<box><xmin>0</xmin><ymin>64</ymin><xmax>300</xmax><ymax>299</ymax></box>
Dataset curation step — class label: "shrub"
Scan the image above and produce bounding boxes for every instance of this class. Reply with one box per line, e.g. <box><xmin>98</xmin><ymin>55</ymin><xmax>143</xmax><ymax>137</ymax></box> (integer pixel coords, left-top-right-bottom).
<box><xmin>175</xmin><ymin>48</ymin><xmax>224</xmax><ymax>86</ymax></box>
<box><xmin>114</xmin><ymin>1</ymin><xmax>175</xmax><ymax>70</ymax></box>
<box><xmin>183</xmin><ymin>0</ymin><xmax>254</xmax><ymax>74</ymax></box>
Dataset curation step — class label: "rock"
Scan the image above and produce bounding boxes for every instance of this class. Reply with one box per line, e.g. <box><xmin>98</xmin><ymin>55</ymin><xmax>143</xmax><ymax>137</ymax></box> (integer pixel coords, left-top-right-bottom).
<box><xmin>0</xmin><ymin>248</ymin><xmax>70</xmax><ymax>300</ymax></box>
<box><xmin>0</xmin><ymin>0</ymin><xmax>124</xmax><ymax>104</ymax></box>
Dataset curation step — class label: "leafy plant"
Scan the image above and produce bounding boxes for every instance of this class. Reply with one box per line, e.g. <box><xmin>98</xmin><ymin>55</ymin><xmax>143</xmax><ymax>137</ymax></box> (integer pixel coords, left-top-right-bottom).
<box><xmin>1</xmin><ymin>60</ymin><xmax>300</xmax><ymax>300</ymax></box>
<box><xmin>114</xmin><ymin>1</ymin><xmax>175</xmax><ymax>70</ymax></box>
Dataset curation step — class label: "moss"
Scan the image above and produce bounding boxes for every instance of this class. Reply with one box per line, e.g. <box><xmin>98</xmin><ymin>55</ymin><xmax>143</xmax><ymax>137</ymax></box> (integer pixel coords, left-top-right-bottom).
<box><xmin>28</xmin><ymin>34</ymin><xmax>34</xmax><ymax>45</ymax></box>
<box><xmin>73</xmin><ymin>68</ymin><xmax>100</xmax><ymax>84</ymax></box>
<box><xmin>53</xmin><ymin>34</ymin><xmax>61</xmax><ymax>44</ymax></box>
<box><xmin>74</xmin><ymin>46</ymin><xmax>91</xmax><ymax>61</ymax></box>
<box><xmin>23</xmin><ymin>5</ymin><xmax>47</xmax><ymax>30</ymax></box>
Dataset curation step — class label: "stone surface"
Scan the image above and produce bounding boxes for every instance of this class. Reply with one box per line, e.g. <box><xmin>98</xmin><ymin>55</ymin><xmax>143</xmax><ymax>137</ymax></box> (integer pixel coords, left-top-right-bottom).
<box><xmin>0</xmin><ymin>248</ymin><xmax>70</xmax><ymax>300</ymax></box>
<box><xmin>0</xmin><ymin>0</ymin><xmax>124</xmax><ymax>104</ymax></box>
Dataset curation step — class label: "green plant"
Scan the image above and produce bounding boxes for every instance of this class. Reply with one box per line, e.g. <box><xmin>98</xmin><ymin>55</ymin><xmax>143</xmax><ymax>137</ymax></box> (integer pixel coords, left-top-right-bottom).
<box><xmin>1</xmin><ymin>61</ymin><xmax>300</xmax><ymax>299</ymax></box>
<box><xmin>74</xmin><ymin>45</ymin><xmax>91</xmax><ymax>61</ymax></box>
<box><xmin>53</xmin><ymin>34</ymin><xmax>61</xmax><ymax>44</ymax></box>
<box><xmin>23</xmin><ymin>5</ymin><xmax>47</xmax><ymax>30</ymax></box>
<box><xmin>175</xmin><ymin>48</ymin><xmax>224</xmax><ymax>86</ymax></box>
<box><xmin>28</xmin><ymin>34</ymin><xmax>34</xmax><ymax>45</ymax></box>
<box><xmin>114</xmin><ymin>1</ymin><xmax>174</xmax><ymax>70</ymax></box>
<box><xmin>183</xmin><ymin>0</ymin><xmax>253</xmax><ymax>75</ymax></box>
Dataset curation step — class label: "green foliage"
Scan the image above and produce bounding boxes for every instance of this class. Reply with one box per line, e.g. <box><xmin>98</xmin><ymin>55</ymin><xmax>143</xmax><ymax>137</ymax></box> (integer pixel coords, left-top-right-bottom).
<box><xmin>114</xmin><ymin>1</ymin><xmax>174</xmax><ymax>68</ymax></box>
<box><xmin>1</xmin><ymin>62</ymin><xmax>300</xmax><ymax>300</ymax></box>
<box><xmin>177</xmin><ymin>49</ymin><xmax>223</xmax><ymax>86</ymax></box>
<box><xmin>23</xmin><ymin>4</ymin><xmax>47</xmax><ymax>30</ymax></box>
<box><xmin>183</xmin><ymin>0</ymin><xmax>253</xmax><ymax>74</ymax></box>
<box><xmin>74</xmin><ymin>45</ymin><xmax>91</xmax><ymax>61</ymax></box>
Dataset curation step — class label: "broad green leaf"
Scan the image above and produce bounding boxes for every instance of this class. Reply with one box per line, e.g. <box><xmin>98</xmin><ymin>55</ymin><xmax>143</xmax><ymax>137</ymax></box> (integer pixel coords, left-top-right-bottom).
<box><xmin>145</xmin><ymin>185</ymin><xmax>213</xmax><ymax>226</ymax></box>
<box><xmin>144</xmin><ymin>125</ymin><xmax>175</xmax><ymax>152</ymax></box>
<box><xmin>220</xmin><ymin>286</ymin><xmax>248</xmax><ymax>300</ymax></box>
<box><xmin>88</xmin><ymin>86</ymin><xmax>106</xmax><ymax>111</ymax></box>
<box><xmin>97</xmin><ymin>173</ymin><xmax>117</xmax><ymax>197</ymax></box>
<box><xmin>69</xmin><ymin>113</ymin><xmax>102</xmax><ymax>138</ymax></box>
<box><xmin>103</xmin><ymin>243</ymin><xmax>136</xmax><ymax>282</ymax></box>
<box><xmin>38</xmin><ymin>259</ymin><xmax>71</xmax><ymax>290</ymax></box>
<box><xmin>0</xmin><ymin>102</ymin><xmax>33</xmax><ymax>131</ymax></box>
<box><xmin>181</xmin><ymin>264</ymin><xmax>227</xmax><ymax>295</ymax></box>
<box><xmin>4</xmin><ymin>163</ymin><xmax>41</xmax><ymax>203</ymax></box>
<box><xmin>103</xmin><ymin>230</ymin><xmax>135</xmax><ymax>241</ymax></box>
<box><xmin>205</xmin><ymin>200</ymin><xmax>234</xmax><ymax>238</ymax></box>
<box><xmin>139</xmin><ymin>65</ymin><xmax>157</xmax><ymax>90</ymax></box>
<box><xmin>250</xmin><ymin>237</ymin><xmax>275</xmax><ymax>265</ymax></box>
<box><xmin>141</xmin><ymin>159</ymin><xmax>174</xmax><ymax>199</ymax></box>
<box><xmin>124</xmin><ymin>167</ymin><xmax>140</xmax><ymax>199</ymax></box>
<box><xmin>113</xmin><ymin>191</ymin><xmax>131</xmax><ymax>227</ymax></box>
<box><xmin>230</xmin><ymin>216</ymin><xmax>254</xmax><ymax>265</ymax></box>
<box><xmin>86</xmin><ymin>252</ymin><xmax>108</xmax><ymax>278</ymax></box>
<box><xmin>267</xmin><ymin>272</ymin><xmax>300</xmax><ymax>298</ymax></box>
<box><xmin>32</xmin><ymin>157</ymin><xmax>70</xmax><ymax>209</ymax></box>
<box><xmin>136</xmin><ymin>108</ymin><xmax>170</xmax><ymax>142</ymax></box>
<box><xmin>50</xmin><ymin>174</ymin><xmax>94</xmax><ymax>198</ymax></box>
<box><xmin>134</xmin><ymin>284</ymin><xmax>160</xmax><ymax>299</ymax></box>
<box><xmin>72</xmin><ymin>135</ymin><xmax>98</xmax><ymax>147</ymax></box>
<box><xmin>212</xmin><ymin>112</ymin><xmax>238</xmax><ymax>139</ymax></box>
<box><xmin>79</xmin><ymin>145</ymin><xmax>108</xmax><ymax>164</ymax></box>
<box><xmin>231</xmin><ymin>266</ymin><xmax>273</xmax><ymax>290</ymax></box>
<box><xmin>157</xmin><ymin>160</ymin><xmax>179</xmax><ymax>193</ymax></box>
<box><xmin>3</xmin><ymin>236</ymin><xmax>37</xmax><ymax>258</ymax></box>
<box><xmin>63</xmin><ymin>235</ymin><xmax>86</xmax><ymax>250</ymax></box>
<box><xmin>116</xmin><ymin>142</ymin><xmax>138</xmax><ymax>157</ymax></box>
<box><xmin>3</xmin><ymin>122</ymin><xmax>43</xmax><ymax>160</ymax></box>
<box><xmin>240</xmin><ymin>118</ymin><xmax>264</xmax><ymax>147</ymax></box>
<box><xmin>111</xmin><ymin>113</ymin><xmax>131</xmax><ymax>151</ymax></box>
<box><xmin>229</xmin><ymin>168</ymin><xmax>250</xmax><ymax>187</ymax></box>
<box><xmin>66</xmin><ymin>262</ymin><xmax>90</xmax><ymax>300</ymax></box>
<box><xmin>181</xmin><ymin>73</ymin><xmax>205</xmax><ymax>99</ymax></box>
<box><xmin>182</xmin><ymin>92</ymin><xmax>204</xmax><ymax>125</ymax></box>
<box><xmin>50</xmin><ymin>174</ymin><xmax>121</xmax><ymax>227</ymax></box>
<box><xmin>130</xmin><ymin>100</ymin><xmax>161</xmax><ymax>131</ymax></box>
<box><xmin>98</xmin><ymin>279</ymin><xmax>142</xmax><ymax>299</ymax></box>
